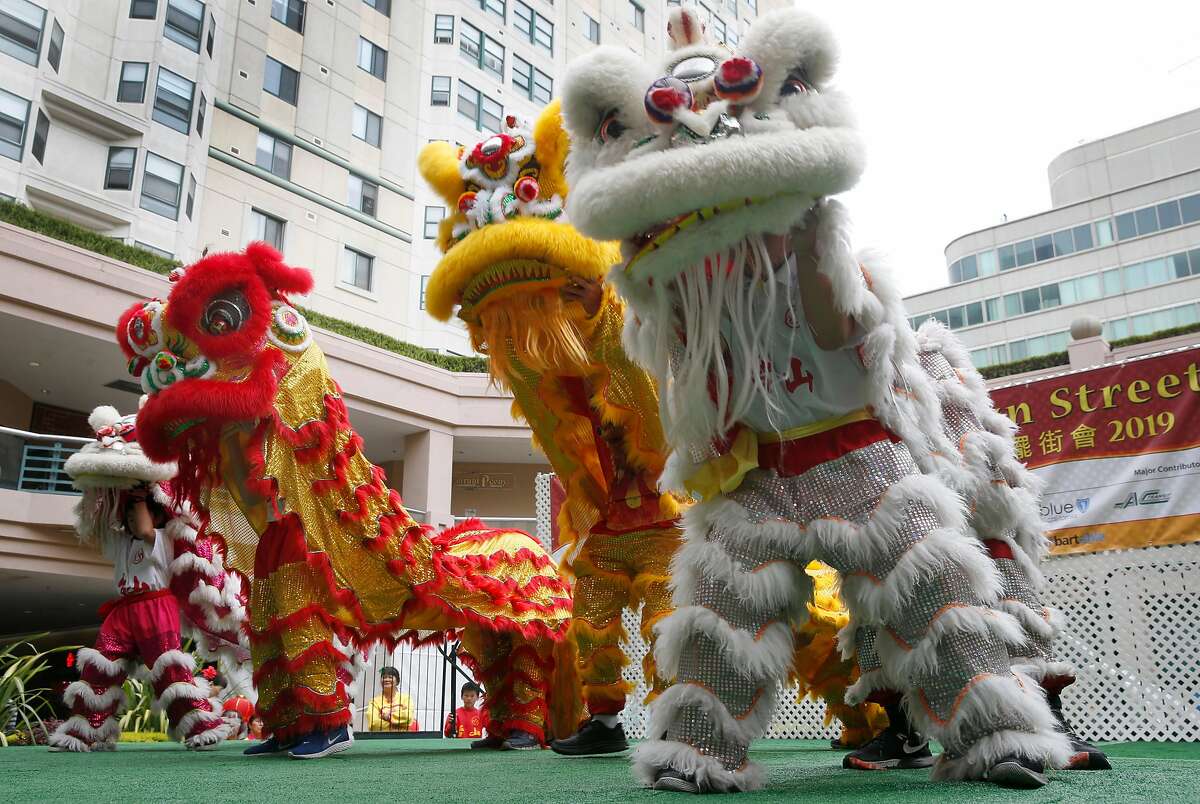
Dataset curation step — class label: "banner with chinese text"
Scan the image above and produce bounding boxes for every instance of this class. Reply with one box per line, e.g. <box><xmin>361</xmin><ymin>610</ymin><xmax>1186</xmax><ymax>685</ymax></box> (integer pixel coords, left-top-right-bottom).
<box><xmin>989</xmin><ymin>345</ymin><xmax>1200</xmax><ymax>555</ymax></box>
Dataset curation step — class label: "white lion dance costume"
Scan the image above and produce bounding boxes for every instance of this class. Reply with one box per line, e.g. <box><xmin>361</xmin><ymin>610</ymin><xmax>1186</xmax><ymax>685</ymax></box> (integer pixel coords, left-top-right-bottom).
<box><xmin>560</xmin><ymin>7</ymin><xmax>1075</xmax><ymax>792</ymax></box>
<box><xmin>49</xmin><ymin>405</ymin><xmax>248</xmax><ymax>752</ymax></box>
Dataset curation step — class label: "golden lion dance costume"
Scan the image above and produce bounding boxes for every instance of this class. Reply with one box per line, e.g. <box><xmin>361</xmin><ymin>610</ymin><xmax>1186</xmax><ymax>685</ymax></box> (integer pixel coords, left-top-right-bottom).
<box><xmin>561</xmin><ymin>7</ymin><xmax>1072</xmax><ymax>792</ymax></box>
<box><xmin>417</xmin><ymin>106</ymin><xmax>878</xmax><ymax>753</ymax></box>
<box><xmin>116</xmin><ymin>245</ymin><xmax>572</xmax><ymax>754</ymax></box>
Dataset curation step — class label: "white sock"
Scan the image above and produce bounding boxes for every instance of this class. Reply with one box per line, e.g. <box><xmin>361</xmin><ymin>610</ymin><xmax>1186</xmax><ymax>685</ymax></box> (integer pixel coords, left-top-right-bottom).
<box><xmin>593</xmin><ymin>714</ymin><xmax>619</xmax><ymax>728</ymax></box>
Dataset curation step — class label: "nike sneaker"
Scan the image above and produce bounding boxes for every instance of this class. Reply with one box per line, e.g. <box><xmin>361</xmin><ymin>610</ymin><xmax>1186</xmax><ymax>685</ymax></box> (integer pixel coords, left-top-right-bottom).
<box><xmin>287</xmin><ymin>726</ymin><xmax>354</xmax><ymax>760</ymax></box>
<box><xmin>842</xmin><ymin>722</ymin><xmax>935</xmax><ymax>770</ymax></box>
<box><xmin>243</xmin><ymin>734</ymin><xmax>296</xmax><ymax>757</ymax></box>
<box><xmin>652</xmin><ymin>768</ymin><xmax>701</xmax><ymax>793</ymax></box>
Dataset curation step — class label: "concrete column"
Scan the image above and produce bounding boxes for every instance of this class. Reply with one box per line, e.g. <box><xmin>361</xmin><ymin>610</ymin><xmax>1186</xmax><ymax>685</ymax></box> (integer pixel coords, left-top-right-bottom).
<box><xmin>1068</xmin><ymin>316</ymin><xmax>1110</xmax><ymax>369</ymax></box>
<box><xmin>401</xmin><ymin>429</ymin><xmax>455</xmax><ymax>529</ymax></box>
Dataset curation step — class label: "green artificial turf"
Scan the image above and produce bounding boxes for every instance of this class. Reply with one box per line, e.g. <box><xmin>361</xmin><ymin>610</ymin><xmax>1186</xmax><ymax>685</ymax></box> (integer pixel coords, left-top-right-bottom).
<box><xmin>1</xmin><ymin>739</ymin><xmax>1195</xmax><ymax>803</ymax></box>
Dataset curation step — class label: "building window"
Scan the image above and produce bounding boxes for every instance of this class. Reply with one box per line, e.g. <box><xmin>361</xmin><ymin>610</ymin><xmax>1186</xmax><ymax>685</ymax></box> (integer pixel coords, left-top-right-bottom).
<box><xmin>152</xmin><ymin>68</ymin><xmax>195</xmax><ymax>134</ymax></box>
<box><xmin>419</xmin><ymin>275</ymin><xmax>429</xmax><ymax>310</ymax></box>
<box><xmin>482</xmin><ymin>35</ymin><xmax>504</xmax><ymax>81</ymax></box>
<box><xmin>456</xmin><ymin>85</ymin><xmax>502</xmax><ymax>134</ymax></box>
<box><xmin>583</xmin><ymin>12</ymin><xmax>599</xmax><ymax>44</ymax></box>
<box><xmin>30</xmin><ymin>107</ymin><xmax>47</xmax><ymax>163</ymax></box>
<box><xmin>118</xmin><ymin>62</ymin><xmax>148</xmax><ymax>103</ymax></box>
<box><xmin>363</xmin><ymin>0</ymin><xmax>390</xmax><ymax>15</ymax></box>
<box><xmin>357</xmin><ymin>36</ymin><xmax>387</xmax><ymax>80</ymax></box>
<box><xmin>512</xmin><ymin>56</ymin><xmax>531</xmax><ymax>97</ymax></box>
<box><xmin>129</xmin><ymin>0</ymin><xmax>157</xmax><ymax>18</ymax></box>
<box><xmin>629</xmin><ymin>1</ymin><xmax>644</xmax><ymax>31</ymax></box>
<box><xmin>480</xmin><ymin>94</ymin><xmax>501</xmax><ymax>134</ymax></box>
<box><xmin>460</xmin><ymin>21</ymin><xmax>481</xmax><ymax>67</ymax></box>
<box><xmin>423</xmin><ymin>205</ymin><xmax>443</xmax><ymax>239</ymax></box>
<box><xmin>512</xmin><ymin>56</ymin><xmax>550</xmax><ymax>103</ymax></box>
<box><xmin>433</xmin><ymin>14</ymin><xmax>453</xmax><ymax>44</ymax></box>
<box><xmin>251</xmin><ymin>208</ymin><xmax>285</xmax><ymax>250</ymax></box>
<box><xmin>140</xmin><ymin>152</ymin><xmax>184</xmax><ymax>219</ymax></box>
<box><xmin>264</xmin><ymin>56</ymin><xmax>299</xmax><ymax>104</ymax></box>
<box><xmin>270</xmin><ymin>0</ymin><xmax>305</xmax><ymax>33</ymax></box>
<box><xmin>533</xmin><ymin>9</ymin><xmax>553</xmax><ymax>53</ymax></box>
<box><xmin>514</xmin><ymin>1</ymin><xmax>551</xmax><ymax>53</ymax></box>
<box><xmin>0</xmin><ymin>89</ymin><xmax>25</xmax><ymax>158</ymax></box>
<box><xmin>196</xmin><ymin>92</ymin><xmax>206</xmax><ymax>135</ymax></box>
<box><xmin>46</xmin><ymin>19</ymin><xmax>62</xmax><ymax>71</ymax></box>
<box><xmin>430</xmin><ymin>75</ymin><xmax>451</xmax><ymax>106</ymax></box>
<box><xmin>710</xmin><ymin>15</ymin><xmax>726</xmax><ymax>44</ymax></box>
<box><xmin>348</xmin><ymin>174</ymin><xmax>378</xmax><ymax>217</ymax></box>
<box><xmin>745</xmin><ymin>0</ymin><xmax>755</xmax><ymax>12</ymax></box>
<box><xmin>456</xmin><ymin>81</ymin><xmax>479</xmax><ymax>128</ymax></box>
<box><xmin>481</xmin><ymin>0</ymin><xmax>504</xmax><ymax>21</ymax></box>
<box><xmin>185</xmin><ymin>172</ymin><xmax>196</xmax><ymax>218</ymax></box>
<box><xmin>352</xmin><ymin>104</ymin><xmax>381</xmax><ymax>146</ymax></box>
<box><xmin>255</xmin><ymin>130</ymin><xmax>292</xmax><ymax>179</ymax></box>
<box><xmin>0</xmin><ymin>0</ymin><xmax>46</xmax><ymax>65</ymax></box>
<box><xmin>533</xmin><ymin>67</ymin><xmax>552</xmax><ymax>104</ymax></box>
<box><xmin>164</xmin><ymin>0</ymin><xmax>204</xmax><ymax>52</ymax></box>
<box><xmin>104</xmin><ymin>146</ymin><xmax>136</xmax><ymax>189</ymax></box>
<box><xmin>341</xmin><ymin>247</ymin><xmax>373</xmax><ymax>291</ymax></box>
<box><xmin>205</xmin><ymin>10</ymin><xmax>214</xmax><ymax>55</ymax></box>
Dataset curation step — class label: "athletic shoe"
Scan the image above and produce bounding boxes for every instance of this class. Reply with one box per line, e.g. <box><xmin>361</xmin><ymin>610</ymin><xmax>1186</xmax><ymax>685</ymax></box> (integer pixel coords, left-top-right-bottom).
<box><xmin>287</xmin><ymin>726</ymin><xmax>354</xmax><ymax>760</ymax></box>
<box><xmin>842</xmin><ymin>723</ymin><xmax>935</xmax><ymax>770</ymax></box>
<box><xmin>653</xmin><ymin>768</ymin><xmax>701</xmax><ymax>793</ymax></box>
<box><xmin>501</xmin><ymin>730</ymin><xmax>541</xmax><ymax>750</ymax></box>
<box><xmin>471</xmin><ymin>735</ymin><xmax>505</xmax><ymax>750</ymax></box>
<box><xmin>550</xmin><ymin>718</ymin><xmax>630</xmax><ymax>756</ymax></box>
<box><xmin>243</xmin><ymin>735</ymin><xmax>295</xmax><ymax>756</ymax></box>
<box><xmin>987</xmin><ymin>754</ymin><xmax>1048</xmax><ymax>788</ymax></box>
<box><xmin>1052</xmin><ymin>707</ymin><xmax>1112</xmax><ymax>770</ymax></box>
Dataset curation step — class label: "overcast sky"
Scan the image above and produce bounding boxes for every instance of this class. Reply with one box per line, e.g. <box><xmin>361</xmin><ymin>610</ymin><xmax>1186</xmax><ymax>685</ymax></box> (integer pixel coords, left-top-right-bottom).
<box><xmin>795</xmin><ymin>0</ymin><xmax>1200</xmax><ymax>297</ymax></box>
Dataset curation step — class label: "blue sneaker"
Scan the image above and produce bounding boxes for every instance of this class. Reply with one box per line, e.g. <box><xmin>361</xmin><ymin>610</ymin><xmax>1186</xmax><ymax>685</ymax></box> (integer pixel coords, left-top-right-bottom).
<box><xmin>287</xmin><ymin>726</ymin><xmax>354</xmax><ymax>760</ymax></box>
<box><xmin>243</xmin><ymin>735</ymin><xmax>295</xmax><ymax>757</ymax></box>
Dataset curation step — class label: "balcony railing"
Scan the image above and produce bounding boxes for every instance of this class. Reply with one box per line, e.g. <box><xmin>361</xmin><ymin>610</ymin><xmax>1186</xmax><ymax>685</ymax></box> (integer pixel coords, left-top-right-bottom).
<box><xmin>453</xmin><ymin>515</ymin><xmax>537</xmax><ymax>533</ymax></box>
<box><xmin>0</xmin><ymin>427</ymin><xmax>90</xmax><ymax>494</ymax></box>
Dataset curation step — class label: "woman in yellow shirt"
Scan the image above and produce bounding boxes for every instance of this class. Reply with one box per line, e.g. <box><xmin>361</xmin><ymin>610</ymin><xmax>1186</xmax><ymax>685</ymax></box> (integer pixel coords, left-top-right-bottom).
<box><xmin>367</xmin><ymin>667</ymin><xmax>413</xmax><ymax>732</ymax></box>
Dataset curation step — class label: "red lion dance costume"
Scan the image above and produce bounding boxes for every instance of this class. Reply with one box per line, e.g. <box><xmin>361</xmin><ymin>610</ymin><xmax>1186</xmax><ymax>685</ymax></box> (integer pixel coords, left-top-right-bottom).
<box><xmin>49</xmin><ymin>405</ymin><xmax>248</xmax><ymax>752</ymax></box>
<box><xmin>116</xmin><ymin>245</ymin><xmax>572</xmax><ymax>757</ymax></box>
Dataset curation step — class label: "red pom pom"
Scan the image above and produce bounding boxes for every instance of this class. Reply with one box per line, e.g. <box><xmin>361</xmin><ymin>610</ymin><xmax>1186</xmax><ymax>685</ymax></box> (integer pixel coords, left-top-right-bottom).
<box><xmin>457</xmin><ymin>191</ymin><xmax>477</xmax><ymax>214</ymax></box>
<box><xmin>514</xmin><ymin>175</ymin><xmax>539</xmax><ymax>202</ymax></box>
<box><xmin>202</xmin><ymin>666</ymin><xmax>218</xmax><ymax>680</ymax></box>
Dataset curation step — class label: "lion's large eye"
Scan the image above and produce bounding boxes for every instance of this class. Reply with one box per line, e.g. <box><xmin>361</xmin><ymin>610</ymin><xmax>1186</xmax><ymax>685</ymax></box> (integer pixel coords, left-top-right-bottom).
<box><xmin>780</xmin><ymin>67</ymin><xmax>814</xmax><ymax>97</ymax></box>
<box><xmin>597</xmin><ymin>110</ymin><xmax>626</xmax><ymax>144</ymax></box>
<box><xmin>202</xmin><ymin>288</ymin><xmax>251</xmax><ymax>336</ymax></box>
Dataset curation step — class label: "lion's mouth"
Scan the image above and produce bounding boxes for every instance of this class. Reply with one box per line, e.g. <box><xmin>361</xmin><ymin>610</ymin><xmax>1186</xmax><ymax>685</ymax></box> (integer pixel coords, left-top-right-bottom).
<box><xmin>458</xmin><ymin>259</ymin><xmax>566</xmax><ymax>318</ymax></box>
<box><xmin>624</xmin><ymin>196</ymin><xmax>768</xmax><ymax>273</ymax></box>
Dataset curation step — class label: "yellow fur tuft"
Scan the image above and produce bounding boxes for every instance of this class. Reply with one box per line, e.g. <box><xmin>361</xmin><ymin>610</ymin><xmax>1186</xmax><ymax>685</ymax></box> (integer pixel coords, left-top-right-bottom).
<box><xmin>532</xmin><ymin>100</ymin><xmax>569</xmax><ymax>200</ymax></box>
<box><xmin>417</xmin><ymin>140</ymin><xmax>465</xmax><ymax>206</ymax></box>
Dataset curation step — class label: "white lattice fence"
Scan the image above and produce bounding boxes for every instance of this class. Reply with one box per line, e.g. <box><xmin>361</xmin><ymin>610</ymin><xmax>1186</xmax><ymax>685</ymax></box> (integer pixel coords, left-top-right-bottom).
<box><xmin>534</xmin><ymin>474</ymin><xmax>1200</xmax><ymax>742</ymax></box>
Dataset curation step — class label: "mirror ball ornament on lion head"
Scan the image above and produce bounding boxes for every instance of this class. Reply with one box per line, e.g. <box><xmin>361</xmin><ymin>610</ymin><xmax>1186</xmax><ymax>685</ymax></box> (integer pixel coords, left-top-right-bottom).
<box><xmin>116</xmin><ymin>242</ymin><xmax>313</xmax><ymax>468</ymax></box>
<box><xmin>561</xmin><ymin>6</ymin><xmax>862</xmax><ymax>288</ymax></box>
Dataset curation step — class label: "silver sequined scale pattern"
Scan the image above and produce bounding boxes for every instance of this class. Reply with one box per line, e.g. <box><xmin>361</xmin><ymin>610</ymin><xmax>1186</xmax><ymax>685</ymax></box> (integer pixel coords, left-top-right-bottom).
<box><xmin>662</xmin><ymin>437</ymin><xmax>1021</xmax><ymax>771</ymax></box>
<box><xmin>995</xmin><ymin>551</ymin><xmax>1056</xmax><ymax>664</ymax></box>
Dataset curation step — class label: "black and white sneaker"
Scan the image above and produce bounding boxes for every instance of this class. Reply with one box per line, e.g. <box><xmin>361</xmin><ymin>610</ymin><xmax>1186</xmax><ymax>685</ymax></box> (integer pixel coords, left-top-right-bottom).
<box><xmin>652</xmin><ymin>768</ymin><xmax>701</xmax><ymax>794</ymax></box>
<box><xmin>842</xmin><ymin>724</ymin><xmax>935</xmax><ymax>770</ymax></box>
<box><xmin>987</xmin><ymin>754</ymin><xmax>1048</xmax><ymax>788</ymax></box>
<box><xmin>471</xmin><ymin>735</ymin><xmax>505</xmax><ymax>750</ymax></box>
<box><xmin>550</xmin><ymin>718</ymin><xmax>630</xmax><ymax>756</ymax></box>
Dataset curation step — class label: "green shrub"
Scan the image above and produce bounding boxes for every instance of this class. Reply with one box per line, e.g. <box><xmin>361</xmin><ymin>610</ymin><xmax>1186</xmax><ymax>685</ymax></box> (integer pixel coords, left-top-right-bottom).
<box><xmin>0</xmin><ymin>199</ymin><xmax>178</xmax><ymax>275</ymax></box>
<box><xmin>1109</xmin><ymin>321</ymin><xmax>1200</xmax><ymax>349</ymax></box>
<box><xmin>0</xmin><ymin>199</ymin><xmax>489</xmax><ymax>373</ymax></box>
<box><xmin>980</xmin><ymin>351</ymin><xmax>1070</xmax><ymax>380</ymax></box>
<box><xmin>0</xmin><ymin>635</ymin><xmax>72</xmax><ymax>747</ymax></box>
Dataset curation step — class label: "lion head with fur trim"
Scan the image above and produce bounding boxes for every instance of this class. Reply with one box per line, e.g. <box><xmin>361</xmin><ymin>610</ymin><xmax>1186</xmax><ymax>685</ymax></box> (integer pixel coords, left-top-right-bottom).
<box><xmin>419</xmin><ymin>102</ymin><xmax>621</xmax><ymax>380</ymax></box>
<box><xmin>559</xmin><ymin>7</ymin><xmax>864</xmax><ymax>287</ymax></box>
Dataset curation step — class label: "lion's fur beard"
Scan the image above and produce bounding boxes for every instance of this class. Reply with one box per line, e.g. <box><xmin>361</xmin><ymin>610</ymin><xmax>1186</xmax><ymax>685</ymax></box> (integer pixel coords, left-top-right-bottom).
<box><xmin>75</xmin><ymin>487</ymin><xmax>122</xmax><ymax>546</ymax></box>
<box><xmin>471</xmin><ymin>287</ymin><xmax>593</xmax><ymax>388</ymax></box>
<box><xmin>629</xmin><ymin>232</ymin><xmax>792</xmax><ymax>455</ymax></box>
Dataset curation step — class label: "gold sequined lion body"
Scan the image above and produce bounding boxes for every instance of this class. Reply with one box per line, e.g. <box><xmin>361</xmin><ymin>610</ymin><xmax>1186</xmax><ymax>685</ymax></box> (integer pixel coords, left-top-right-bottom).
<box><xmin>118</xmin><ymin>245</ymin><xmax>571</xmax><ymax>744</ymax></box>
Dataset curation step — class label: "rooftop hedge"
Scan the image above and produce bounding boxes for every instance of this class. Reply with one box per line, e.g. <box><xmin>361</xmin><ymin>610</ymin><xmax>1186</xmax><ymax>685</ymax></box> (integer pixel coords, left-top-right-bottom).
<box><xmin>0</xmin><ymin>199</ymin><xmax>488</xmax><ymax>373</ymax></box>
